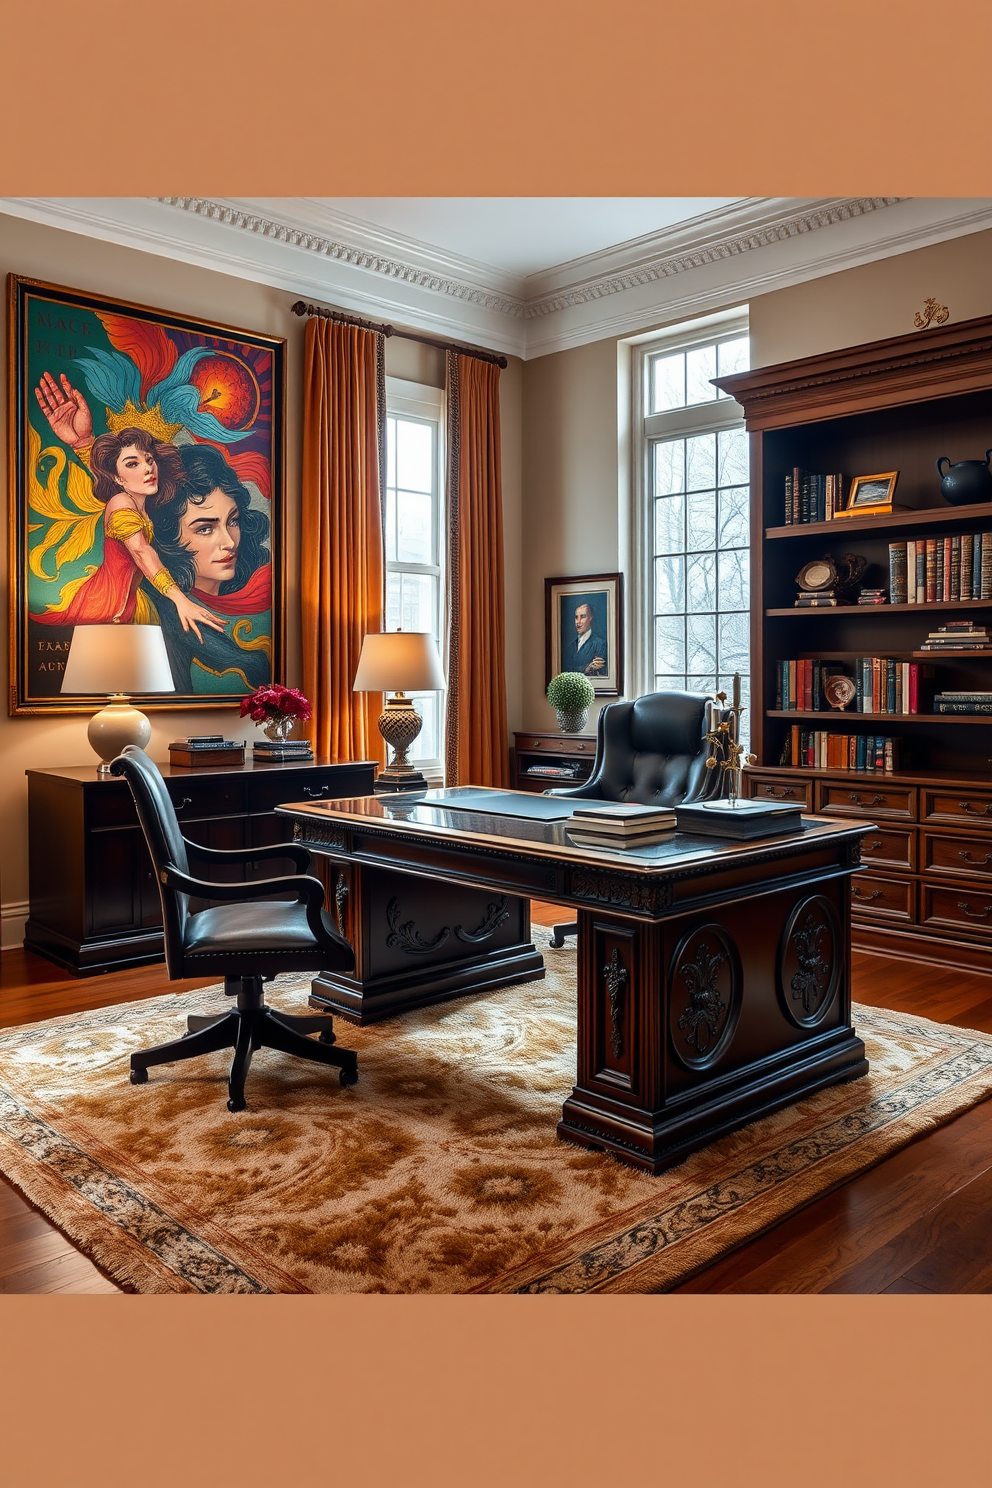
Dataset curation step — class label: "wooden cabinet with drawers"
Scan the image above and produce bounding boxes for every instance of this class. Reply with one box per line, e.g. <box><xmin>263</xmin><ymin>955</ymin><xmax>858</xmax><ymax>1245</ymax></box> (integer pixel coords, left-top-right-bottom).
<box><xmin>745</xmin><ymin>764</ymin><xmax>992</xmax><ymax>972</ymax></box>
<box><xmin>25</xmin><ymin>758</ymin><xmax>375</xmax><ymax>975</ymax></box>
<box><xmin>511</xmin><ymin>731</ymin><xmax>597</xmax><ymax>793</ymax></box>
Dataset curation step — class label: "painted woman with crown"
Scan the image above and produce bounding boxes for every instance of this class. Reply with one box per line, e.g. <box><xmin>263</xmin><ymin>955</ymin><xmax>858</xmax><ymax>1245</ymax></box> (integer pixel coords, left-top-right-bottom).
<box><xmin>31</xmin><ymin>372</ymin><xmax>226</xmax><ymax>642</ymax></box>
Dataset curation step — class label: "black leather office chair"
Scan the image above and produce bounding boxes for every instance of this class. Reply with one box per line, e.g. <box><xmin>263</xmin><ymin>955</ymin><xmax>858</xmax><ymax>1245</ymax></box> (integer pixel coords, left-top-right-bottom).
<box><xmin>546</xmin><ymin>690</ymin><xmax>727</xmax><ymax>946</ymax></box>
<box><xmin>110</xmin><ymin>745</ymin><xmax>358</xmax><ymax>1111</ymax></box>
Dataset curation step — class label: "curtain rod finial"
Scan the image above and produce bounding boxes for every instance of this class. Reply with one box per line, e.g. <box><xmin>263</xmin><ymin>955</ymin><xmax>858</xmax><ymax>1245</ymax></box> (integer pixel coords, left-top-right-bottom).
<box><xmin>290</xmin><ymin>300</ymin><xmax>308</xmax><ymax>317</ymax></box>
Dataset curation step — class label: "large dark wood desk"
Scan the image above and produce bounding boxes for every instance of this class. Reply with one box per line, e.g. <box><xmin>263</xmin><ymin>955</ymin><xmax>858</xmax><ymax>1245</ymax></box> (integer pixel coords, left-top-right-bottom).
<box><xmin>25</xmin><ymin>758</ymin><xmax>375</xmax><ymax>975</ymax></box>
<box><xmin>278</xmin><ymin>786</ymin><xmax>871</xmax><ymax>1174</ymax></box>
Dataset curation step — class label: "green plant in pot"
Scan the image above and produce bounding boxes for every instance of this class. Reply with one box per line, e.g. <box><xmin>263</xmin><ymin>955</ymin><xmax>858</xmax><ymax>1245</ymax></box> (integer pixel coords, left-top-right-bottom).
<box><xmin>546</xmin><ymin>671</ymin><xmax>595</xmax><ymax>734</ymax></box>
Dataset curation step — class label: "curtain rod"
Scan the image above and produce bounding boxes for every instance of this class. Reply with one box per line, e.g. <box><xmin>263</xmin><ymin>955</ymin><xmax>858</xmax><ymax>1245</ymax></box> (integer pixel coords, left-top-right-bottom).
<box><xmin>290</xmin><ymin>300</ymin><xmax>508</xmax><ymax>369</ymax></box>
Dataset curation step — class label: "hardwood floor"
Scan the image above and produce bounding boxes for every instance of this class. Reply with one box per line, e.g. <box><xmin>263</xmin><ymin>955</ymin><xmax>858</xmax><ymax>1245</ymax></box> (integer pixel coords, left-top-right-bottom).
<box><xmin>2</xmin><ymin>914</ymin><xmax>991</xmax><ymax>1293</ymax></box>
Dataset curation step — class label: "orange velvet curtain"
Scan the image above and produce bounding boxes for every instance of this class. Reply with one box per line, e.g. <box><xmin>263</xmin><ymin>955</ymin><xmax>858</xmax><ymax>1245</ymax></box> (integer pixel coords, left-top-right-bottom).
<box><xmin>444</xmin><ymin>351</ymin><xmax>509</xmax><ymax>787</ymax></box>
<box><xmin>301</xmin><ymin>318</ymin><xmax>387</xmax><ymax>768</ymax></box>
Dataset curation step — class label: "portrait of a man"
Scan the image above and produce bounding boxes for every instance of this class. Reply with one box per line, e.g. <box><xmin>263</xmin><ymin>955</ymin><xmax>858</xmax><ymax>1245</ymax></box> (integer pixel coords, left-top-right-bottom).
<box><xmin>545</xmin><ymin>572</ymin><xmax>623</xmax><ymax>697</ymax></box>
<box><xmin>561</xmin><ymin>598</ymin><xmax>608</xmax><ymax>676</ymax></box>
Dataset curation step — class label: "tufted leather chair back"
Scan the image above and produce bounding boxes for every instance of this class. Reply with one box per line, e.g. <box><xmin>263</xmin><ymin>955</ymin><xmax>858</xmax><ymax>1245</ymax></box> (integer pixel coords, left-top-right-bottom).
<box><xmin>110</xmin><ymin>746</ymin><xmax>191</xmax><ymax>975</ymax></box>
<box><xmin>553</xmin><ymin>691</ymin><xmax>725</xmax><ymax>807</ymax></box>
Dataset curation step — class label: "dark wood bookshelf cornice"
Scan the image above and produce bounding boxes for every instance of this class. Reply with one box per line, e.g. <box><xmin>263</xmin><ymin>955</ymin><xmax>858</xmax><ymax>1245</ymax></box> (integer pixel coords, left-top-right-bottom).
<box><xmin>766</xmin><ymin>501</ymin><xmax>992</xmax><ymax>540</ymax></box>
<box><xmin>716</xmin><ymin>314</ymin><xmax>992</xmax><ymax>430</ymax></box>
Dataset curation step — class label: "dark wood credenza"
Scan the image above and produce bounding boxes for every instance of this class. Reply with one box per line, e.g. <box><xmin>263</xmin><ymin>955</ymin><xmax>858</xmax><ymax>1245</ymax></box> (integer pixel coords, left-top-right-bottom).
<box><xmin>25</xmin><ymin>758</ymin><xmax>375</xmax><ymax>975</ymax></box>
<box><xmin>511</xmin><ymin>730</ymin><xmax>597</xmax><ymax>793</ymax></box>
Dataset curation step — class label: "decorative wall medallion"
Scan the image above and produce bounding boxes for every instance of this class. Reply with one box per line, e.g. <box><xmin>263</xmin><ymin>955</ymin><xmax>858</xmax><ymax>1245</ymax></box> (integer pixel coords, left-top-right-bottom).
<box><xmin>385</xmin><ymin>898</ymin><xmax>450</xmax><ymax>956</ymax></box>
<box><xmin>570</xmin><ymin>872</ymin><xmax>672</xmax><ymax>914</ymax></box>
<box><xmin>333</xmin><ymin>874</ymin><xmax>349</xmax><ymax>937</ymax></box>
<box><xmin>455</xmin><ymin>898</ymin><xmax>511</xmax><ymax>944</ymax></box>
<box><xmin>669</xmin><ymin>924</ymin><xmax>741</xmax><ymax>1071</ymax></box>
<box><xmin>913</xmin><ymin>297</ymin><xmax>949</xmax><ymax>330</ymax></box>
<box><xmin>603</xmin><ymin>948</ymin><xmax>628</xmax><ymax>1058</ymax></box>
<box><xmin>777</xmin><ymin>895</ymin><xmax>841</xmax><ymax>1028</ymax></box>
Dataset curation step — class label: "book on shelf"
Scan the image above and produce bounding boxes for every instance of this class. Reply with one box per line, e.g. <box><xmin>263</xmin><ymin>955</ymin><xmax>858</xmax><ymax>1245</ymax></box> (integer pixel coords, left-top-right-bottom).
<box><xmin>884</xmin><ymin>533</ymin><xmax>992</xmax><ymax>604</ymax></box>
<box><xmin>888</xmin><ymin>542</ymin><xmax>908</xmax><ymax>605</ymax></box>
<box><xmin>795</xmin><ymin>596</ymin><xmax>839</xmax><ymax>607</ymax></box>
<box><xmin>934</xmin><ymin>701</ymin><xmax>992</xmax><ymax>713</ymax></box>
<box><xmin>784</xmin><ymin>727</ymin><xmax>901</xmax><ymax>772</ymax></box>
<box><xmin>782</xmin><ymin>468</ymin><xmax>845</xmax><ymax>525</ymax></box>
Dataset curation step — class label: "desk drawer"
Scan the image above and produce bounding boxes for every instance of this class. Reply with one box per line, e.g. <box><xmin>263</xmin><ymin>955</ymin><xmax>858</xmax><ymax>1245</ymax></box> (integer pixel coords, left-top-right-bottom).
<box><xmin>168</xmin><ymin>778</ymin><xmax>246</xmax><ymax>821</ymax></box>
<box><xmin>817</xmin><ymin>781</ymin><xmax>915</xmax><ymax>820</ymax></box>
<box><xmin>922</xmin><ymin>830</ymin><xmax>992</xmax><ymax>881</ymax></box>
<box><xmin>745</xmin><ymin>774</ymin><xmax>813</xmax><ymax>809</ymax></box>
<box><xmin>921</xmin><ymin>788</ymin><xmax>992</xmax><ymax>829</ymax></box>
<box><xmin>515</xmin><ymin>734</ymin><xmax>595</xmax><ymax>757</ymax></box>
<box><xmin>249</xmin><ymin>766</ymin><xmax>372</xmax><ymax>815</ymax></box>
<box><xmin>850</xmin><ymin>871</ymin><xmax>914</xmax><ymax>922</ymax></box>
<box><xmin>921</xmin><ymin>882</ymin><xmax>992</xmax><ymax>938</ymax></box>
<box><xmin>861</xmin><ymin>825</ymin><xmax>916</xmax><ymax>871</ymax></box>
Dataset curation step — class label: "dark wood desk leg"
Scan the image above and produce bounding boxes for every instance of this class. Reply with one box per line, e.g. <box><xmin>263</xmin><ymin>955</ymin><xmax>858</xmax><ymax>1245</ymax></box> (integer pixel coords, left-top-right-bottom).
<box><xmin>308</xmin><ymin>861</ymin><xmax>546</xmax><ymax>1023</ymax></box>
<box><xmin>558</xmin><ymin>879</ymin><xmax>867</xmax><ymax>1175</ymax></box>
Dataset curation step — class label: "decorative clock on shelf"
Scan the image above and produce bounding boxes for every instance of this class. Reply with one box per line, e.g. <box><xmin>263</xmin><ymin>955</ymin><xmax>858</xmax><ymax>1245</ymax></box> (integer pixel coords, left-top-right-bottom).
<box><xmin>795</xmin><ymin>553</ymin><xmax>866</xmax><ymax>606</ymax></box>
<box><xmin>823</xmin><ymin>673</ymin><xmax>857</xmax><ymax>711</ymax></box>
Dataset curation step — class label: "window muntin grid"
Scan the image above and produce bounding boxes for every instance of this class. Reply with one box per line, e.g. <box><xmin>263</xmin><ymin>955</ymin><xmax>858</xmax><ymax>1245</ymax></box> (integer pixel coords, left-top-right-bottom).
<box><xmin>646</xmin><ymin>333</ymin><xmax>750</xmax><ymax>743</ymax></box>
<box><xmin>384</xmin><ymin>409</ymin><xmax>443</xmax><ymax>764</ymax></box>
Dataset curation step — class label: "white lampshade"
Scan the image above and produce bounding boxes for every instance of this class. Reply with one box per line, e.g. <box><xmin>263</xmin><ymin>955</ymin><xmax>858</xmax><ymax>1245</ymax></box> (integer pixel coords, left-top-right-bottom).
<box><xmin>352</xmin><ymin>630</ymin><xmax>445</xmax><ymax>693</ymax></box>
<box><xmin>61</xmin><ymin>624</ymin><xmax>175</xmax><ymax>697</ymax></box>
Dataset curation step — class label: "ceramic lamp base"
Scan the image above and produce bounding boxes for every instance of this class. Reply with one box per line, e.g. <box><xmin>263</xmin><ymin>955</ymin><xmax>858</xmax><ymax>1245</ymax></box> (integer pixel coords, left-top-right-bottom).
<box><xmin>88</xmin><ymin>696</ymin><xmax>152</xmax><ymax>774</ymax></box>
<box><xmin>375</xmin><ymin>692</ymin><xmax>430</xmax><ymax>794</ymax></box>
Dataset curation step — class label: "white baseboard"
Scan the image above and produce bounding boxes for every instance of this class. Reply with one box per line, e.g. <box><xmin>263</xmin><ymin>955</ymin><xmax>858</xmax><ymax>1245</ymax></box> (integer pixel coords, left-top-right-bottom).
<box><xmin>2</xmin><ymin>901</ymin><xmax>28</xmax><ymax>950</ymax></box>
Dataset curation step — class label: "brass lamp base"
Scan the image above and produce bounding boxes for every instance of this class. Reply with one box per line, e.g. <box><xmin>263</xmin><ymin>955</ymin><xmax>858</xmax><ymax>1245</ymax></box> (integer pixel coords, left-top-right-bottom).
<box><xmin>374</xmin><ymin>692</ymin><xmax>430</xmax><ymax>794</ymax></box>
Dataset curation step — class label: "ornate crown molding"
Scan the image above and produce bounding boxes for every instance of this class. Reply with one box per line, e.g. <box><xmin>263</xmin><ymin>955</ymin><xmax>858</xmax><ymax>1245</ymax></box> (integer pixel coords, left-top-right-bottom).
<box><xmin>157</xmin><ymin>197</ymin><xmax>527</xmax><ymax>319</ymax></box>
<box><xmin>523</xmin><ymin>198</ymin><xmax>905</xmax><ymax>318</ymax></box>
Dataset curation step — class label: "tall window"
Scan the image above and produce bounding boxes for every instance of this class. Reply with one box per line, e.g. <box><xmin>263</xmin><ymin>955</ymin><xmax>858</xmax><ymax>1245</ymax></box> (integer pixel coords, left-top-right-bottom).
<box><xmin>384</xmin><ymin>378</ymin><xmax>445</xmax><ymax>769</ymax></box>
<box><xmin>634</xmin><ymin>317</ymin><xmax>751</xmax><ymax>739</ymax></box>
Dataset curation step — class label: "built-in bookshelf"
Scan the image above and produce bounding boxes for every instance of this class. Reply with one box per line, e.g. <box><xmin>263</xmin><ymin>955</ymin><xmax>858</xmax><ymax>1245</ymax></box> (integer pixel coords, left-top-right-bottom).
<box><xmin>715</xmin><ymin>314</ymin><xmax>992</xmax><ymax>972</ymax></box>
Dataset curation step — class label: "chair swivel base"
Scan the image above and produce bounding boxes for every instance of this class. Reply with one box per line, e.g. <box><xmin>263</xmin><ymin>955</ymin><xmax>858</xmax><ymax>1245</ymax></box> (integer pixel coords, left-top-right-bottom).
<box><xmin>129</xmin><ymin>975</ymin><xmax>358</xmax><ymax>1112</ymax></box>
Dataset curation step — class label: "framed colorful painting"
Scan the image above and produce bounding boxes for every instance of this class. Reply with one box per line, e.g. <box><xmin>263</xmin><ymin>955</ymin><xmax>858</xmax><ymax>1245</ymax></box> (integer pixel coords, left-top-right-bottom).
<box><xmin>7</xmin><ymin>276</ymin><xmax>285</xmax><ymax>713</ymax></box>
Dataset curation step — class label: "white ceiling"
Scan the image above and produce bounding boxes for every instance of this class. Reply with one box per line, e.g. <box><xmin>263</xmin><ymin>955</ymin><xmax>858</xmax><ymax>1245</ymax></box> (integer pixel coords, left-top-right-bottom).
<box><xmin>3</xmin><ymin>196</ymin><xmax>991</xmax><ymax>360</ymax></box>
<box><xmin>305</xmin><ymin>198</ymin><xmax>744</xmax><ymax>279</ymax></box>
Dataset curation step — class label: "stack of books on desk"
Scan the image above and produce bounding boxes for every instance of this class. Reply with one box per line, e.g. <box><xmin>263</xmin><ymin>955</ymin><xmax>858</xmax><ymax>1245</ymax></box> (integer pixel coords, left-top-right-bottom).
<box><xmin>565</xmin><ymin>802</ymin><xmax>676</xmax><ymax>850</ymax></box>
<box><xmin>252</xmin><ymin>737</ymin><xmax>315</xmax><ymax>763</ymax></box>
<box><xmin>169</xmin><ymin>736</ymin><xmax>245</xmax><ymax>768</ymax></box>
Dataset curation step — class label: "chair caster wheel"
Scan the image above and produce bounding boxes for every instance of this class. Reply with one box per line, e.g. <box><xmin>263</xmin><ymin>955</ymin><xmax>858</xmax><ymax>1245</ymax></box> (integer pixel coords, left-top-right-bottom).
<box><xmin>339</xmin><ymin>1066</ymin><xmax>358</xmax><ymax>1087</ymax></box>
<box><xmin>227</xmin><ymin>1096</ymin><xmax>246</xmax><ymax>1112</ymax></box>
<box><xmin>318</xmin><ymin>1029</ymin><xmax>337</xmax><ymax>1045</ymax></box>
<box><xmin>130</xmin><ymin>1067</ymin><xmax>148</xmax><ymax>1084</ymax></box>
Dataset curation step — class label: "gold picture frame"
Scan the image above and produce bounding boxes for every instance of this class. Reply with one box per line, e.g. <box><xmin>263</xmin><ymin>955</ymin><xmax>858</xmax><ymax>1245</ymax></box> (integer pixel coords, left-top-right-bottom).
<box><xmin>8</xmin><ymin>275</ymin><xmax>286</xmax><ymax>714</ymax></box>
<box><xmin>833</xmin><ymin>470</ymin><xmax>899</xmax><ymax>518</ymax></box>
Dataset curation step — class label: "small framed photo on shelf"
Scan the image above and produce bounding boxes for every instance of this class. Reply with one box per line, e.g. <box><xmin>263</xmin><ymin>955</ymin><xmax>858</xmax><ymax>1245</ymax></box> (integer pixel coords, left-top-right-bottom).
<box><xmin>545</xmin><ymin>572</ymin><xmax>623</xmax><ymax>696</ymax></box>
<box><xmin>834</xmin><ymin>470</ymin><xmax>899</xmax><ymax>518</ymax></box>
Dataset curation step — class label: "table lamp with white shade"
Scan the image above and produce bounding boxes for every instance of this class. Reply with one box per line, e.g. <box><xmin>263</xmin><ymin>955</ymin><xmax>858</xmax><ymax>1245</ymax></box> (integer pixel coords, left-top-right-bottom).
<box><xmin>61</xmin><ymin>624</ymin><xmax>176</xmax><ymax>774</ymax></box>
<box><xmin>352</xmin><ymin>629</ymin><xmax>446</xmax><ymax>793</ymax></box>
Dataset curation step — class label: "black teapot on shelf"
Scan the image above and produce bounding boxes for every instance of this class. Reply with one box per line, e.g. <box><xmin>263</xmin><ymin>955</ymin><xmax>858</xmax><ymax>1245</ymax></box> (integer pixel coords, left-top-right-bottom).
<box><xmin>936</xmin><ymin>449</ymin><xmax>992</xmax><ymax>505</ymax></box>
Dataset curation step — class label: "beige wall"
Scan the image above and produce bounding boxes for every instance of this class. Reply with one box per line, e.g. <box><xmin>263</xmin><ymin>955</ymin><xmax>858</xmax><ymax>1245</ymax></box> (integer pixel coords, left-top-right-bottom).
<box><xmin>520</xmin><ymin>225</ymin><xmax>992</xmax><ymax>734</ymax></box>
<box><xmin>0</xmin><ymin>214</ymin><xmax>523</xmax><ymax>913</ymax></box>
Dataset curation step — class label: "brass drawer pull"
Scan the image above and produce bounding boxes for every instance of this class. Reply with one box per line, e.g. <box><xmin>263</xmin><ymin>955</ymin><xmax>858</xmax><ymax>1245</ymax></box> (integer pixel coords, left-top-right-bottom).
<box><xmin>175</xmin><ymin>796</ymin><xmax>193</xmax><ymax>812</ymax></box>
<box><xmin>957</xmin><ymin>901</ymin><xmax>992</xmax><ymax>919</ymax></box>
<box><xmin>958</xmin><ymin>801</ymin><xmax>992</xmax><ymax>817</ymax></box>
<box><xmin>303</xmin><ymin>785</ymin><xmax>330</xmax><ymax>799</ymax></box>
<box><xmin>865</xmin><ymin>838</ymin><xmax>884</xmax><ymax>850</ymax></box>
<box><xmin>852</xmin><ymin>888</ymin><xmax>883</xmax><ymax>902</ymax></box>
<box><xmin>958</xmin><ymin>849</ymin><xmax>992</xmax><ymax>865</ymax></box>
<box><xmin>849</xmin><ymin>792</ymin><xmax>885</xmax><ymax>807</ymax></box>
<box><xmin>764</xmin><ymin>786</ymin><xmax>797</xmax><ymax>799</ymax></box>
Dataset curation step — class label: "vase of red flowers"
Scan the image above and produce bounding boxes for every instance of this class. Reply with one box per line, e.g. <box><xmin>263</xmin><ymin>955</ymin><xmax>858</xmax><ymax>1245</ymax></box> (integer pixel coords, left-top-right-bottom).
<box><xmin>239</xmin><ymin>684</ymin><xmax>313</xmax><ymax>742</ymax></box>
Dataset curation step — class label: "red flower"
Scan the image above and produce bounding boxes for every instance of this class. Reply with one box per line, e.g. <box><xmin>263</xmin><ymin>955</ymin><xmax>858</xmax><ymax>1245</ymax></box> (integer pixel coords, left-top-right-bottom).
<box><xmin>239</xmin><ymin>684</ymin><xmax>313</xmax><ymax>724</ymax></box>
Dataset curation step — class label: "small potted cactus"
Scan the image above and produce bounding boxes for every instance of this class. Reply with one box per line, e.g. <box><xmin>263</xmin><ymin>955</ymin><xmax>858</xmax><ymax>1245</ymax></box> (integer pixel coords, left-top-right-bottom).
<box><xmin>546</xmin><ymin>671</ymin><xmax>595</xmax><ymax>734</ymax></box>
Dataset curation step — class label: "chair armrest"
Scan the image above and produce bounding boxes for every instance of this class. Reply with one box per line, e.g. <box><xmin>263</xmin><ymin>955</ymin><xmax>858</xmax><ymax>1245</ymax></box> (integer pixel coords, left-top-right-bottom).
<box><xmin>161</xmin><ymin>865</ymin><xmax>348</xmax><ymax>953</ymax></box>
<box><xmin>543</xmin><ymin>782</ymin><xmax>604</xmax><ymax>799</ymax></box>
<box><xmin>183</xmin><ymin>838</ymin><xmax>311</xmax><ymax>872</ymax></box>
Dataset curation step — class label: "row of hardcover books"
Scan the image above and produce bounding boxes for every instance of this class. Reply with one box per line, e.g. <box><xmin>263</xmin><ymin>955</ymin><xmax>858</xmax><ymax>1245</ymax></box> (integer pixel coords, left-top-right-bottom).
<box><xmin>888</xmin><ymin>532</ymin><xmax>992</xmax><ymax>604</ymax></box>
<box><xmin>781</xmin><ymin>469</ymin><xmax>845</xmax><ymax>525</ymax></box>
<box><xmin>782</xmin><ymin>728</ymin><xmax>901</xmax><ymax>772</ymax></box>
<box><xmin>777</xmin><ymin>658</ymin><xmax>930</xmax><ymax>714</ymax></box>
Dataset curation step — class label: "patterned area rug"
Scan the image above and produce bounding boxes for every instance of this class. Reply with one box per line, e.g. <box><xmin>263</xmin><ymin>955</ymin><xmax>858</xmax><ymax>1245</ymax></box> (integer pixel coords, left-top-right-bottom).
<box><xmin>3</xmin><ymin>931</ymin><xmax>992</xmax><ymax>1294</ymax></box>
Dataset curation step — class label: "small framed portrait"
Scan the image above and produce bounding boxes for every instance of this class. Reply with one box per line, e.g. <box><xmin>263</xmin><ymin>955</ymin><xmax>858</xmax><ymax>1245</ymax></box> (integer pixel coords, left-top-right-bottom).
<box><xmin>835</xmin><ymin>470</ymin><xmax>899</xmax><ymax>517</ymax></box>
<box><xmin>545</xmin><ymin>573</ymin><xmax>624</xmax><ymax>696</ymax></box>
